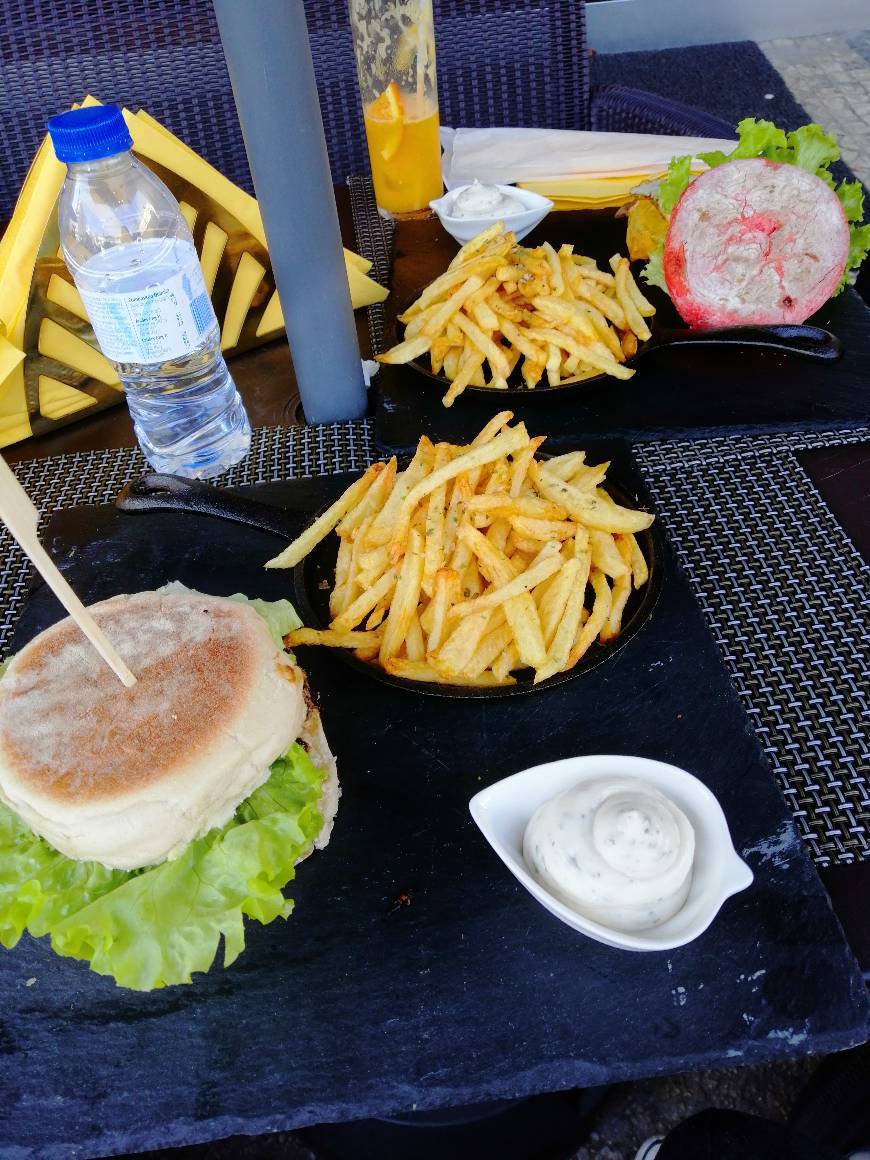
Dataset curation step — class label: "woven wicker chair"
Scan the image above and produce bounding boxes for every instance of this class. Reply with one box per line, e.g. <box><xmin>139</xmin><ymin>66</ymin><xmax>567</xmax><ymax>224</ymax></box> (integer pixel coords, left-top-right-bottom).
<box><xmin>0</xmin><ymin>0</ymin><xmax>730</xmax><ymax>224</ymax></box>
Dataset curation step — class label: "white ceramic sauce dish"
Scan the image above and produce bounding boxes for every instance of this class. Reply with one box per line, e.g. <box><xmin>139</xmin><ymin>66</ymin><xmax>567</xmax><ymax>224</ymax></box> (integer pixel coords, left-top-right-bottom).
<box><xmin>430</xmin><ymin>183</ymin><xmax>553</xmax><ymax>244</ymax></box>
<box><xmin>469</xmin><ymin>754</ymin><xmax>753</xmax><ymax>951</ymax></box>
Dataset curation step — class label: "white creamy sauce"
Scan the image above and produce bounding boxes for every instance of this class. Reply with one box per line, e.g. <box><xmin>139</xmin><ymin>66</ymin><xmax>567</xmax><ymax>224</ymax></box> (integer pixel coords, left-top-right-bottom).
<box><xmin>523</xmin><ymin>776</ymin><xmax>695</xmax><ymax>932</ymax></box>
<box><xmin>449</xmin><ymin>180</ymin><xmax>525</xmax><ymax>219</ymax></box>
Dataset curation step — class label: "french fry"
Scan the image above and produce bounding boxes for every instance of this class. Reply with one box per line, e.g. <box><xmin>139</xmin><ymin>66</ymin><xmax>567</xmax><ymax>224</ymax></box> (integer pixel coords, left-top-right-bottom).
<box><xmin>521</xmin><ymin>359</ymin><xmax>545</xmax><ymax>390</ymax></box>
<box><xmin>463</xmin><ymin>619</ymin><xmax>513</xmax><ymax>680</ymax></box>
<box><xmin>366</xmin><ymin>599</ymin><xmax>390</xmax><ymax>630</ymax></box>
<box><xmin>357</xmin><ymin>543</ymin><xmax>390</xmax><ymax>588</ymax></box>
<box><xmin>265</xmin><ymin>463</ymin><xmax>384</xmax><ymax>569</ymax></box>
<box><xmin>492</xmin><ymin>641</ymin><xmax>519</xmax><ymax>682</ymax></box>
<box><xmin>530</xmin><ymin>463</ymin><xmax>654</xmax><ymax>533</ymax></box>
<box><xmin>421</xmin><ymin>443</ymin><xmax>451</xmax><ymax>595</ymax></box>
<box><xmin>385</xmin><ymin>658</ymin><xmax>515</xmax><ymax>687</ymax></box>
<box><xmin>569</xmin><ymin>462</ymin><xmax>610</xmax><ymax>491</ymax></box>
<box><xmin>545</xmin><ymin>451</ymin><xmax>586</xmax><ymax>479</ymax></box>
<box><xmin>379</xmin><ymin>528</ymin><xmax>425</xmax><ymax>664</ymax></box>
<box><xmin>510</xmin><ymin>434</ymin><xmax>546</xmax><ymax>497</ymax></box>
<box><xmin>566</xmin><ymin>569</ymin><xmax>612</xmax><ymax>667</ymax></box>
<box><xmin>610</xmin><ymin>254</ymin><xmax>656</xmax><ymax>317</ymax></box>
<box><xmin>601</xmin><ymin>572</ymin><xmax>632</xmax><ymax>643</ymax></box>
<box><xmin>449</xmin><ymin>222</ymin><xmax>507</xmax><ymax>269</ymax></box>
<box><xmin>381</xmin><ymin>226</ymin><xmax>655</xmax><ymax>407</ymax></box>
<box><xmin>486</xmin><ymin>516</ymin><xmax>512</xmax><ymax>553</ymax></box>
<box><xmin>625</xmin><ymin>532</ymin><xmax>649</xmax><ymax>588</ymax></box>
<box><xmin>285</xmin><ymin>628</ymin><xmax>384</xmax><ymax>648</ymax></box>
<box><xmin>612</xmin><ymin>257</ymin><xmax>652</xmax><ymax>341</ymax></box>
<box><xmin>589</xmin><ymin>529</ymin><xmax>631</xmax><ymax>578</ymax></box>
<box><xmin>332</xmin><ymin>564</ymin><xmax>399</xmax><ymax>634</ymax></box>
<box><xmin>444</xmin><ymin>346</ymin><xmax>487</xmax><ymax>407</ymax></box>
<box><xmin>343</xmin><ymin>515</ymin><xmax>374</xmax><ymax>608</ymax></box>
<box><xmin>366</xmin><ymin>439</ymin><xmax>433</xmax><ymax>547</ymax></box>
<box><xmin>337</xmin><ymin>456</ymin><xmax>397</xmax><ymax>536</ymax></box>
<box><xmin>450</xmin><ymin>546</ymin><xmax>562</xmax><ymax>619</ymax></box>
<box><xmin>466</xmin><ymin>493</ymin><xmax>567</xmax><ymax>520</ymax></box>
<box><xmin>472</xmin><ymin>410</ymin><xmax>515</xmax><ymax>446</ymax></box>
<box><xmin>534</xmin><ymin>558</ymin><xmax>585</xmax><ymax>682</ymax></box>
<box><xmin>542</xmin><ymin>241</ymin><xmax>564</xmax><ymax>296</ymax></box>
<box><xmin>421</xmin><ymin>274</ymin><xmax>486</xmax><ymax>338</ymax></box>
<box><xmin>510</xmin><ymin>515</ymin><xmax>577</xmax><ymax>541</ymax></box>
<box><xmin>409</xmin><ymin>253</ymin><xmax>504</xmax><ymax>314</ymax></box>
<box><xmin>497</xmin><ymin>317</ymin><xmax>546</xmax><ymax>364</ymax></box>
<box><xmin>504</xmin><ymin>592</ymin><xmax>547</xmax><ymax>669</ymax></box>
<box><xmin>431</xmin><ymin>607</ymin><xmax>495</xmax><ymax>676</ymax></box>
<box><xmin>459</xmin><ymin>524</ymin><xmax>516</xmax><ymax>587</ymax></box>
<box><xmin>453</xmin><ymin>311</ymin><xmax>510</xmax><ymax>379</ymax></box>
<box><xmin>375</xmin><ymin>335</ymin><xmax>432</xmax><ymax>365</ymax></box>
<box><xmin>404</xmin><ymin>612</ymin><xmax>426</xmax><ymax>662</ymax></box>
<box><xmin>330</xmin><ymin>536</ymin><xmax>353</xmax><ymax>619</ymax></box>
<box><xmin>573</xmin><ymin>279</ymin><xmax>626</xmax><ymax>329</ymax></box>
<box><xmin>427</xmin><ymin>568</ymin><xmax>459</xmax><ymax>653</ymax></box>
<box><xmin>538</xmin><ymin>557</ymin><xmax>581</xmax><ymax>647</ymax></box>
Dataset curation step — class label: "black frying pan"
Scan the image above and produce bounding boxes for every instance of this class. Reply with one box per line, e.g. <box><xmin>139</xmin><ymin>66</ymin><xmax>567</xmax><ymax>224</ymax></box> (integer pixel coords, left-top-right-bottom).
<box><xmin>116</xmin><ymin>469</ymin><xmax>664</xmax><ymax>700</ymax></box>
<box><xmin>400</xmin><ymin>314</ymin><xmax>843</xmax><ymax>399</ymax></box>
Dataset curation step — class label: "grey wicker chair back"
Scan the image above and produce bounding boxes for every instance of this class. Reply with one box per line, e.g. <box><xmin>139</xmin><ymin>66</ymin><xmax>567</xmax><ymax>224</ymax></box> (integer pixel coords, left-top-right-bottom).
<box><xmin>0</xmin><ymin>0</ymin><xmax>589</xmax><ymax>224</ymax></box>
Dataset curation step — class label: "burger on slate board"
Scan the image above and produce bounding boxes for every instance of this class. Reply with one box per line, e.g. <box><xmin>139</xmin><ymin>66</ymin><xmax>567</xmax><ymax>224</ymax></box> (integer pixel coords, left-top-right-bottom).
<box><xmin>0</xmin><ymin>586</ymin><xmax>339</xmax><ymax>990</ymax></box>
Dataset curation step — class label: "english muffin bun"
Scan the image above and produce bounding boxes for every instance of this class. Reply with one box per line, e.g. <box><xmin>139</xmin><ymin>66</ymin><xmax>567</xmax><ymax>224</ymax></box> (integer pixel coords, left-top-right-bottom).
<box><xmin>0</xmin><ymin>591</ymin><xmax>335</xmax><ymax>870</ymax></box>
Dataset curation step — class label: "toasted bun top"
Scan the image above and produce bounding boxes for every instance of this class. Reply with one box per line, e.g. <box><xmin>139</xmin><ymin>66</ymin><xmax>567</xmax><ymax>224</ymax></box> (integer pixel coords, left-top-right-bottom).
<box><xmin>0</xmin><ymin>591</ymin><xmax>307</xmax><ymax>868</ymax></box>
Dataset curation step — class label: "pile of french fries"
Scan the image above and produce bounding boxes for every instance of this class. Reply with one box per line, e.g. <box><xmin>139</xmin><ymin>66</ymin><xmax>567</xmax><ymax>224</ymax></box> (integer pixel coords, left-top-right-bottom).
<box><xmin>377</xmin><ymin>222</ymin><xmax>656</xmax><ymax>407</ymax></box>
<box><xmin>268</xmin><ymin>413</ymin><xmax>654</xmax><ymax>689</ymax></box>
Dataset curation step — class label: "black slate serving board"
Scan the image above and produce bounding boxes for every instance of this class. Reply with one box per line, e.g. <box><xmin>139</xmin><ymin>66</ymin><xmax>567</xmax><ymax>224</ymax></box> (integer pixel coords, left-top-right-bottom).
<box><xmin>373</xmin><ymin>210</ymin><xmax>870</xmax><ymax>454</ymax></box>
<box><xmin>1</xmin><ymin>460</ymin><xmax>867</xmax><ymax>1159</ymax></box>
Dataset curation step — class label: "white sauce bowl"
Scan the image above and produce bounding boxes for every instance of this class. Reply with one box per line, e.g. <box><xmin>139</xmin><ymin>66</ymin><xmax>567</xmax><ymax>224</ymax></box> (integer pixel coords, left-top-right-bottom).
<box><xmin>469</xmin><ymin>754</ymin><xmax>753</xmax><ymax>951</ymax></box>
<box><xmin>430</xmin><ymin>183</ymin><xmax>553</xmax><ymax>244</ymax></box>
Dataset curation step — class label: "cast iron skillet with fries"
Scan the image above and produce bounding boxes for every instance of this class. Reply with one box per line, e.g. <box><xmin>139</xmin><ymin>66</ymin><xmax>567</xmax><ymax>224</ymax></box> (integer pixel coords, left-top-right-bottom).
<box><xmin>267</xmin><ymin>415</ymin><xmax>664</xmax><ymax>696</ymax></box>
<box><xmin>378</xmin><ymin>222</ymin><xmax>841</xmax><ymax>408</ymax></box>
<box><xmin>119</xmin><ymin>415</ymin><xmax>664</xmax><ymax>698</ymax></box>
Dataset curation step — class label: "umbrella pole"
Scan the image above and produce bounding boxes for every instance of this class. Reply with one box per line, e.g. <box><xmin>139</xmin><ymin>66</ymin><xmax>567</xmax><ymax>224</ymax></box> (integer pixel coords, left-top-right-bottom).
<box><xmin>212</xmin><ymin>0</ymin><xmax>368</xmax><ymax>423</ymax></box>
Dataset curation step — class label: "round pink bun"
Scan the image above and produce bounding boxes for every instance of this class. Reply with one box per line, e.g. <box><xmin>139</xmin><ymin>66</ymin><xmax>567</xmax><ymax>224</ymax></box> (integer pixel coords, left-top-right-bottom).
<box><xmin>664</xmin><ymin>158</ymin><xmax>850</xmax><ymax>327</ymax></box>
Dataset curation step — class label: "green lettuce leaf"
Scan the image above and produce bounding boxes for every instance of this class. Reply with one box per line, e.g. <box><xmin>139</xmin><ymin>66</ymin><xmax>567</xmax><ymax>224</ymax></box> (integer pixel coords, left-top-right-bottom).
<box><xmin>0</xmin><ymin>592</ymin><xmax>323</xmax><ymax>990</ymax></box>
<box><xmin>656</xmin><ymin>154</ymin><xmax>695</xmax><ymax>216</ymax></box>
<box><xmin>640</xmin><ymin>248</ymin><xmax>668</xmax><ymax>294</ymax></box>
<box><xmin>0</xmin><ymin>744</ymin><xmax>325</xmax><ymax>990</ymax></box>
<box><xmin>157</xmin><ymin>580</ymin><xmax>302</xmax><ymax>647</ymax></box>
<box><xmin>642</xmin><ymin>116</ymin><xmax>869</xmax><ymax>299</ymax></box>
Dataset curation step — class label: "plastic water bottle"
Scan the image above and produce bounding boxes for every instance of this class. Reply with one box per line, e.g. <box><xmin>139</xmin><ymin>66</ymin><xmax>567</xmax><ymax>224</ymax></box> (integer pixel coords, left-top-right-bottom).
<box><xmin>47</xmin><ymin>105</ymin><xmax>251</xmax><ymax>479</ymax></box>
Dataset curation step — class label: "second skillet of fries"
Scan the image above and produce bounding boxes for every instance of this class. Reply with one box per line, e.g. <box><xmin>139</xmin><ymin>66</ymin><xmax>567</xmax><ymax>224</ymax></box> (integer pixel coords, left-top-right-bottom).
<box><xmin>376</xmin><ymin>222</ymin><xmax>656</xmax><ymax>407</ymax></box>
<box><xmin>271</xmin><ymin>413</ymin><xmax>655</xmax><ymax>688</ymax></box>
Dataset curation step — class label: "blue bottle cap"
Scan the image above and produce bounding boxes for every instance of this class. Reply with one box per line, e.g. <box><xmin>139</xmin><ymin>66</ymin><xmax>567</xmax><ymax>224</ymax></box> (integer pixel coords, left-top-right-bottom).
<box><xmin>47</xmin><ymin>105</ymin><xmax>133</xmax><ymax>163</ymax></box>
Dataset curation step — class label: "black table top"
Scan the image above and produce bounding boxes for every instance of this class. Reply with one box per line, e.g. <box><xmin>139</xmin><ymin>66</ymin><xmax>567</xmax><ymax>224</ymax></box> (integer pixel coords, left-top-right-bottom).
<box><xmin>1</xmin><ymin>466</ymin><xmax>866</xmax><ymax>1159</ymax></box>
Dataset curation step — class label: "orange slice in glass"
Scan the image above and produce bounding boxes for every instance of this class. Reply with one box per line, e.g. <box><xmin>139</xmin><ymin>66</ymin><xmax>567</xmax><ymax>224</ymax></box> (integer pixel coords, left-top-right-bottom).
<box><xmin>369</xmin><ymin>82</ymin><xmax>405</xmax><ymax>162</ymax></box>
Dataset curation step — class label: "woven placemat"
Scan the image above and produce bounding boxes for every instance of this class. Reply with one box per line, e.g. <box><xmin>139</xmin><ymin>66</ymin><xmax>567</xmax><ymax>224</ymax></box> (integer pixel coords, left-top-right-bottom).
<box><xmin>635</xmin><ymin>428</ymin><xmax>870</xmax><ymax>867</ymax></box>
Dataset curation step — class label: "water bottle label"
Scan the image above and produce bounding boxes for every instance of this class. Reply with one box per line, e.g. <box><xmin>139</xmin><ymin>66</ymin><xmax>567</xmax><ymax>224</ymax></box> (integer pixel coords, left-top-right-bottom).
<box><xmin>78</xmin><ymin>255</ymin><xmax>217</xmax><ymax>365</ymax></box>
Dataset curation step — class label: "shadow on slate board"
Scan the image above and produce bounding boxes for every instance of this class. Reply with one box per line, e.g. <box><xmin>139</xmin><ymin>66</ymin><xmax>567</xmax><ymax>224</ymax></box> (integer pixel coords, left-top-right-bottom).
<box><xmin>373</xmin><ymin>210</ymin><xmax>870</xmax><ymax>455</ymax></box>
<box><xmin>1</xmin><ymin>458</ymin><xmax>867</xmax><ymax>1159</ymax></box>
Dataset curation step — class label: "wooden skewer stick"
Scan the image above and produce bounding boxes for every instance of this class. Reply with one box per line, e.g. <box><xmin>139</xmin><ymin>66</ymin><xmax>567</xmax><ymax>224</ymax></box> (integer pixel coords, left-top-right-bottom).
<box><xmin>0</xmin><ymin>455</ymin><xmax>137</xmax><ymax>687</ymax></box>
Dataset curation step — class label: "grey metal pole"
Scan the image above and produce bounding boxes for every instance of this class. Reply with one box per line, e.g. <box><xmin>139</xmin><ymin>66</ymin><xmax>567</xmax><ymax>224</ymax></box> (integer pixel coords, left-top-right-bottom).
<box><xmin>212</xmin><ymin>0</ymin><xmax>368</xmax><ymax>423</ymax></box>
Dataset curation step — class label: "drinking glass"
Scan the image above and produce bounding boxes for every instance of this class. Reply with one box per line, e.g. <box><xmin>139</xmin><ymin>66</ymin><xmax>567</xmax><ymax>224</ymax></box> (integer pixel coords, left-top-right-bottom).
<box><xmin>349</xmin><ymin>0</ymin><xmax>443</xmax><ymax>214</ymax></box>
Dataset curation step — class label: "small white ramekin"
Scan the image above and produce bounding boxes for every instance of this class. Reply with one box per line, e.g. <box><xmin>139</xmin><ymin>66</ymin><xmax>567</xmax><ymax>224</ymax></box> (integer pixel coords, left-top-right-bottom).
<box><xmin>430</xmin><ymin>183</ymin><xmax>553</xmax><ymax>244</ymax></box>
<box><xmin>469</xmin><ymin>753</ymin><xmax>753</xmax><ymax>952</ymax></box>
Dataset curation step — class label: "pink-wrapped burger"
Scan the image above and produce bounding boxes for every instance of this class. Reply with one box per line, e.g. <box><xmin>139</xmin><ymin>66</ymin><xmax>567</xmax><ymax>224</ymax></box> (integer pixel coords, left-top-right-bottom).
<box><xmin>664</xmin><ymin>158</ymin><xmax>850</xmax><ymax>328</ymax></box>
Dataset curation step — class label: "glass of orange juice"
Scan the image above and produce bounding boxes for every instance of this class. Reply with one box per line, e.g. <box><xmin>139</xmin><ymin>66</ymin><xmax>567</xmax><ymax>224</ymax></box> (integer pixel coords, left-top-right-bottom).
<box><xmin>349</xmin><ymin>0</ymin><xmax>443</xmax><ymax>215</ymax></box>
